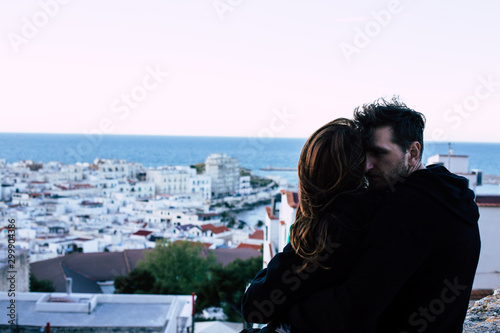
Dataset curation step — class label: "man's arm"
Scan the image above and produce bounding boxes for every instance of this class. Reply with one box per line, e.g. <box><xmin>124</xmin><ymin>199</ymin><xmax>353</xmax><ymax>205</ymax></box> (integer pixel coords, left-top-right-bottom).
<box><xmin>288</xmin><ymin>204</ymin><xmax>430</xmax><ymax>332</ymax></box>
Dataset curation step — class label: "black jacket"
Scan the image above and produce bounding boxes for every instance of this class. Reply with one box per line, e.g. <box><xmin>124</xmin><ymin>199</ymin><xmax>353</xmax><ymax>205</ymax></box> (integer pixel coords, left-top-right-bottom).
<box><xmin>287</xmin><ymin>165</ymin><xmax>481</xmax><ymax>332</ymax></box>
<box><xmin>241</xmin><ymin>192</ymin><xmax>380</xmax><ymax>325</ymax></box>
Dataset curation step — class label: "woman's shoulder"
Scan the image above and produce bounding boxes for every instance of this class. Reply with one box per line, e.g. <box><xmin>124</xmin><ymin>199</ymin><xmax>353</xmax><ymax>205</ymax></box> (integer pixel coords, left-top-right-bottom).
<box><xmin>323</xmin><ymin>191</ymin><xmax>382</xmax><ymax>252</ymax></box>
<box><xmin>333</xmin><ymin>191</ymin><xmax>382</xmax><ymax>223</ymax></box>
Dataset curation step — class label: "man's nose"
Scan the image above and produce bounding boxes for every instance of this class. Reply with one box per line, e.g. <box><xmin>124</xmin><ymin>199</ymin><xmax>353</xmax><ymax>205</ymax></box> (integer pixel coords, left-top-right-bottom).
<box><xmin>365</xmin><ymin>155</ymin><xmax>374</xmax><ymax>172</ymax></box>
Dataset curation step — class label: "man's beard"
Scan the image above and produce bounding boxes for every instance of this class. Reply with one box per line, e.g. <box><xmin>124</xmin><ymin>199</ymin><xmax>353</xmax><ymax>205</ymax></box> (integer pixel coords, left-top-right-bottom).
<box><xmin>367</xmin><ymin>159</ymin><xmax>408</xmax><ymax>193</ymax></box>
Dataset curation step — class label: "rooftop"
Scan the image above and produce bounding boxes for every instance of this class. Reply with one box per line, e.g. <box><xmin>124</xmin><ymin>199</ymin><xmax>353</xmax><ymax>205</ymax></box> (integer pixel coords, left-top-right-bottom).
<box><xmin>281</xmin><ymin>190</ymin><xmax>298</xmax><ymax>208</ymax></box>
<box><xmin>265</xmin><ymin>206</ymin><xmax>279</xmax><ymax>220</ymax></box>
<box><xmin>236</xmin><ymin>243</ymin><xmax>262</xmax><ymax>251</ymax></box>
<box><xmin>31</xmin><ymin>248</ymin><xmax>262</xmax><ymax>292</ymax></box>
<box><xmin>0</xmin><ymin>292</ymin><xmax>192</xmax><ymax>331</ymax></box>
<box><xmin>476</xmin><ymin>195</ymin><xmax>500</xmax><ymax>207</ymax></box>
<box><xmin>249</xmin><ymin>229</ymin><xmax>264</xmax><ymax>240</ymax></box>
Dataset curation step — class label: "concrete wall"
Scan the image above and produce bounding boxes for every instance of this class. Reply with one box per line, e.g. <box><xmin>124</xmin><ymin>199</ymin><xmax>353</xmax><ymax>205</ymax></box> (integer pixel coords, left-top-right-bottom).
<box><xmin>0</xmin><ymin>249</ymin><xmax>29</xmax><ymax>293</ymax></box>
<box><xmin>473</xmin><ymin>206</ymin><xmax>500</xmax><ymax>289</ymax></box>
<box><xmin>0</xmin><ymin>325</ymin><xmax>163</xmax><ymax>332</ymax></box>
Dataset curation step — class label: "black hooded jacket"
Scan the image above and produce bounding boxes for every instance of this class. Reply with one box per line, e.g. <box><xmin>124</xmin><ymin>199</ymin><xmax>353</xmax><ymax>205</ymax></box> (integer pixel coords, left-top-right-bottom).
<box><xmin>286</xmin><ymin>165</ymin><xmax>481</xmax><ymax>332</ymax></box>
<box><xmin>241</xmin><ymin>190</ymin><xmax>381</xmax><ymax>326</ymax></box>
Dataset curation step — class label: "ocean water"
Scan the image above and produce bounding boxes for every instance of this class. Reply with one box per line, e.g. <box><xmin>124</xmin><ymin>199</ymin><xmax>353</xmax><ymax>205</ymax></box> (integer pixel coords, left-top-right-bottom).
<box><xmin>1</xmin><ymin>133</ymin><xmax>500</xmax><ymax>187</ymax></box>
<box><xmin>1</xmin><ymin>133</ymin><xmax>500</xmax><ymax>227</ymax></box>
<box><xmin>0</xmin><ymin>133</ymin><xmax>305</xmax><ymax>185</ymax></box>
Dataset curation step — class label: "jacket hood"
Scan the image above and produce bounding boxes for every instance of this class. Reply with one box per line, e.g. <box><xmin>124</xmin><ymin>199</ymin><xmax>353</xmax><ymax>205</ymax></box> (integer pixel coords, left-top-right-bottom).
<box><xmin>401</xmin><ymin>164</ymin><xmax>479</xmax><ymax>225</ymax></box>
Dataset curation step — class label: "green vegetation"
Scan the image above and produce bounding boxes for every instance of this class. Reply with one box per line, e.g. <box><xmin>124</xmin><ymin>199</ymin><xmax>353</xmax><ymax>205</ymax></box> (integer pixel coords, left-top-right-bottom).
<box><xmin>197</xmin><ymin>256</ymin><xmax>262</xmax><ymax>321</ymax></box>
<box><xmin>241</xmin><ymin>167</ymin><xmax>275</xmax><ymax>188</ymax></box>
<box><xmin>114</xmin><ymin>268</ymin><xmax>155</xmax><ymax>294</ymax></box>
<box><xmin>141</xmin><ymin>241</ymin><xmax>216</xmax><ymax>294</ymax></box>
<box><xmin>210</xmin><ymin>201</ymin><xmax>235</xmax><ymax>209</ymax></box>
<box><xmin>250</xmin><ymin>176</ymin><xmax>274</xmax><ymax>188</ymax></box>
<box><xmin>240</xmin><ymin>168</ymin><xmax>251</xmax><ymax>176</ymax></box>
<box><xmin>227</xmin><ymin>219</ymin><xmax>236</xmax><ymax>228</ymax></box>
<box><xmin>30</xmin><ymin>273</ymin><xmax>55</xmax><ymax>292</ymax></box>
<box><xmin>114</xmin><ymin>240</ymin><xmax>262</xmax><ymax>321</ymax></box>
<box><xmin>191</xmin><ymin>165</ymin><xmax>275</xmax><ymax>189</ymax></box>
<box><xmin>191</xmin><ymin>163</ymin><xmax>205</xmax><ymax>174</ymax></box>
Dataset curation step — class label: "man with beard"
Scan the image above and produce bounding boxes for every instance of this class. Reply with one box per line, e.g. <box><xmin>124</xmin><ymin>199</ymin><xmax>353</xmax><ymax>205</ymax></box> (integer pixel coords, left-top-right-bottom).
<box><xmin>286</xmin><ymin>98</ymin><xmax>481</xmax><ymax>332</ymax></box>
<box><xmin>241</xmin><ymin>97</ymin><xmax>481</xmax><ymax>333</ymax></box>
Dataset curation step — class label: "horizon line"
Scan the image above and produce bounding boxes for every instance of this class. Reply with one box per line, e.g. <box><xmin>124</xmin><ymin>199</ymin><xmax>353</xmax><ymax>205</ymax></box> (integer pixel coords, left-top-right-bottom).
<box><xmin>1</xmin><ymin>131</ymin><xmax>500</xmax><ymax>144</ymax></box>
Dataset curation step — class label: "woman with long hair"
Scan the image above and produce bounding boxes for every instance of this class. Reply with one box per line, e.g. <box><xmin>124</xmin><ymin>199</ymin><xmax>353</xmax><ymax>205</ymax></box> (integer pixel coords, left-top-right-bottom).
<box><xmin>241</xmin><ymin>118</ymin><xmax>379</xmax><ymax>332</ymax></box>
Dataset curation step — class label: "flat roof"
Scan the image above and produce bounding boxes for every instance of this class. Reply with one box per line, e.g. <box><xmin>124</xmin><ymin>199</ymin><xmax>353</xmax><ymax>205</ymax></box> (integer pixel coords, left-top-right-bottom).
<box><xmin>0</xmin><ymin>300</ymin><xmax>170</xmax><ymax>327</ymax></box>
<box><xmin>0</xmin><ymin>293</ymin><xmax>192</xmax><ymax>329</ymax></box>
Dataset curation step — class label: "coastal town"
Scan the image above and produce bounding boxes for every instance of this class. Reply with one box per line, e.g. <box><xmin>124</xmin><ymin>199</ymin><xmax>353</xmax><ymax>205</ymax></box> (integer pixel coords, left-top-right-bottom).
<box><xmin>0</xmin><ymin>153</ymin><xmax>294</xmax><ymax>264</ymax></box>
<box><xmin>1</xmin><ymin>152</ymin><xmax>500</xmax><ymax>284</ymax></box>
<box><xmin>1</xmin><ymin>152</ymin><xmax>500</xmax><ymax>332</ymax></box>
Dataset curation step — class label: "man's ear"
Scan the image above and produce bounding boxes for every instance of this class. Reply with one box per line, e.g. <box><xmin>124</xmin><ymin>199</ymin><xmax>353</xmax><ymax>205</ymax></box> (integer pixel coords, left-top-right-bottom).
<box><xmin>407</xmin><ymin>141</ymin><xmax>422</xmax><ymax>166</ymax></box>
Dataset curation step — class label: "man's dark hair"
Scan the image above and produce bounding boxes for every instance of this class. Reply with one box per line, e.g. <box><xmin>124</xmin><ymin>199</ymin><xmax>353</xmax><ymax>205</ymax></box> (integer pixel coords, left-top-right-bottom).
<box><xmin>353</xmin><ymin>96</ymin><xmax>426</xmax><ymax>159</ymax></box>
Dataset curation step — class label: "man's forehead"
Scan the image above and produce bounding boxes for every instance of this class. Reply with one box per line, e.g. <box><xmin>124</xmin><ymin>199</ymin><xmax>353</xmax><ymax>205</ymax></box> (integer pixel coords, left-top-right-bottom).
<box><xmin>368</xmin><ymin>126</ymin><xmax>395</xmax><ymax>148</ymax></box>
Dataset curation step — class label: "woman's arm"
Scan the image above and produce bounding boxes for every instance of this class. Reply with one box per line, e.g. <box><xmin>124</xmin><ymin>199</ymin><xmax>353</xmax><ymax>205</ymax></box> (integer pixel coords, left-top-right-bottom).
<box><xmin>241</xmin><ymin>241</ymin><xmax>342</xmax><ymax>324</ymax></box>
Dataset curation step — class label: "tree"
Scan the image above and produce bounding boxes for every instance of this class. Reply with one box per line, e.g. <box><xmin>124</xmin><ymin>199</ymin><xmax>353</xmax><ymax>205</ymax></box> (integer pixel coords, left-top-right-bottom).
<box><xmin>190</xmin><ymin>163</ymin><xmax>205</xmax><ymax>174</ymax></box>
<box><xmin>227</xmin><ymin>217</ymin><xmax>236</xmax><ymax>228</ymax></box>
<box><xmin>197</xmin><ymin>256</ymin><xmax>262</xmax><ymax>322</ymax></box>
<box><xmin>138</xmin><ymin>241</ymin><xmax>218</xmax><ymax>295</ymax></box>
<box><xmin>256</xmin><ymin>220</ymin><xmax>265</xmax><ymax>228</ymax></box>
<box><xmin>113</xmin><ymin>240</ymin><xmax>262</xmax><ymax>322</ymax></box>
<box><xmin>30</xmin><ymin>274</ymin><xmax>55</xmax><ymax>292</ymax></box>
<box><xmin>114</xmin><ymin>268</ymin><xmax>155</xmax><ymax>294</ymax></box>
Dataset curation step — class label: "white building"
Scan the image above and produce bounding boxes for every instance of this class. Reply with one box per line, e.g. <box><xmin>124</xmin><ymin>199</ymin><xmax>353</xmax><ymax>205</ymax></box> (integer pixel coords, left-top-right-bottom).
<box><xmin>42</xmin><ymin>163</ymin><xmax>84</xmax><ymax>182</ymax></box>
<box><xmin>94</xmin><ymin>159</ymin><xmax>141</xmax><ymax>180</ymax></box>
<box><xmin>0</xmin><ymin>292</ymin><xmax>194</xmax><ymax>333</ymax></box>
<box><xmin>472</xmin><ymin>195</ymin><xmax>500</xmax><ymax>290</ymax></box>
<box><xmin>238</xmin><ymin>175</ymin><xmax>252</xmax><ymax>195</ymax></box>
<box><xmin>172</xmin><ymin>224</ymin><xmax>203</xmax><ymax>237</ymax></box>
<box><xmin>152</xmin><ymin>209</ymin><xmax>199</xmax><ymax>226</ymax></box>
<box><xmin>45</xmin><ymin>237</ymin><xmax>100</xmax><ymax>255</ymax></box>
<box><xmin>147</xmin><ymin>166</ymin><xmax>195</xmax><ymax>195</ymax></box>
<box><xmin>263</xmin><ymin>205</ymin><xmax>280</xmax><ymax>267</ymax></box>
<box><xmin>12</xmin><ymin>193</ymin><xmax>37</xmax><ymax>207</ymax></box>
<box><xmin>278</xmin><ymin>190</ymin><xmax>298</xmax><ymax>251</ymax></box>
<box><xmin>427</xmin><ymin>154</ymin><xmax>469</xmax><ymax>174</ymax></box>
<box><xmin>205</xmin><ymin>153</ymin><xmax>240</xmax><ymax>198</ymax></box>
<box><xmin>157</xmin><ymin>194</ymin><xmax>208</xmax><ymax>209</ymax></box>
<box><xmin>122</xmin><ymin>180</ymin><xmax>155</xmax><ymax>198</ymax></box>
<box><xmin>49</xmin><ymin>183</ymin><xmax>100</xmax><ymax>197</ymax></box>
<box><xmin>60</xmin><ymin>164</ymin><xmax>85</xmax><ymax>181</ymax></box>
<box><xmin>426</xmin><ymin>153</ymin><xmax>481</xmax><ymax>192</ymax></box>
<box><xmin>189</xmin><ymin>174</ymin><xmax>212</xmax><ymax>201</ymax></box>
<box><xmin>262</xmin><ymin>190</ymin><xmax>298</xmax><ymax>268</ymax></box>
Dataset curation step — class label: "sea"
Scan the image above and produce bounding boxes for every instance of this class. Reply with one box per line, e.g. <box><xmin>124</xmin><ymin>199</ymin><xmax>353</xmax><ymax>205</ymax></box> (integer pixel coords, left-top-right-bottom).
<box><xmin>1</xmin><ymin>133</ymin><xmax>500</xmax><ymax>225</ymax></box>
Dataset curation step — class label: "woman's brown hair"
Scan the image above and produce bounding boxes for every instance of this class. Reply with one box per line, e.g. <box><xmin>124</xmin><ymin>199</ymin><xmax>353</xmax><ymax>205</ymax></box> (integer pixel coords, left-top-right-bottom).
<box><xmin>289</xmin><ymin>118</ymin><xmax>366</xmax><ymax>270</ymax></box>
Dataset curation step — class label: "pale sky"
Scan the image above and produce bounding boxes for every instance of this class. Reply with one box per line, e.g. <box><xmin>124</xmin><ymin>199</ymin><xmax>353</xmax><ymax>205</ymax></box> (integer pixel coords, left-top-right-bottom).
<box><xmin>1</xmin><ymin>0</ymin><xmax>499</xmax><ymax>142</ymax></box>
